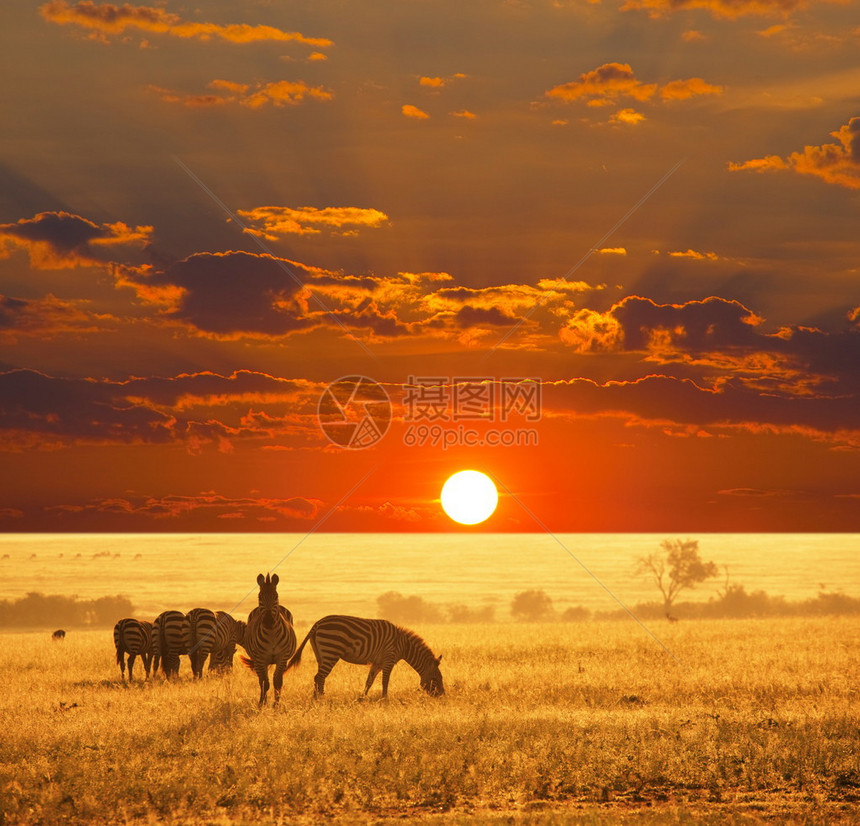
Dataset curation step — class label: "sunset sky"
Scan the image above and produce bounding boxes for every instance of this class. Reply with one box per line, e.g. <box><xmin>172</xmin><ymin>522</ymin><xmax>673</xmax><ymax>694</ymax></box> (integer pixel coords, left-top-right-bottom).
<box><xmin>1</xmin><ymin>0</ymin><xmax>859</xmax><ymax>532</ymax></box>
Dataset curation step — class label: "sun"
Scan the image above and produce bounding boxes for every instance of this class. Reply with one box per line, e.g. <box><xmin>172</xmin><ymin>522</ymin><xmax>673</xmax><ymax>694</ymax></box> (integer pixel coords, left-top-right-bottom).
<box><xmin>440</xmin><ymin>470</ymin><xmax>498</xmax><ymax>525</ymax></box>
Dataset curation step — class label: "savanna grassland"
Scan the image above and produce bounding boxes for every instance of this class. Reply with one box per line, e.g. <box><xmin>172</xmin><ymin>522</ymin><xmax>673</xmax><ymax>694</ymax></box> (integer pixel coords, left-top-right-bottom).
<box><xmin>1</xmin><ymin>618</ymin><xmax>858</xmax><ymax>825</ymax></box>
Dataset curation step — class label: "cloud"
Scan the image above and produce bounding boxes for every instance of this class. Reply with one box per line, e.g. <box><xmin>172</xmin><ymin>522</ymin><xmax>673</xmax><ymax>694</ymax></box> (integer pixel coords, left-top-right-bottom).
<box><xmin>738</xmin><ymin>118</ymin><xmax>860</xmax><ymax>189</ymax></box>
<box><xmin>620</xmin><ymin>0</ymin><xmax>808</xmax><ymax>20</ymax></box>
<box><xmin>667</xmin><ymin>249</ymin><xmax>721</xmax><ymax>260</ymax></box>
<box><xmin>561</xmin><ymin>295</ymin><xmax>860</xmax><ymax>397</ymax></box>
<box><xmin>0</xmin><ymin>368</ymin><xmax>320</xmax><ymax>451</ymax></box>
<box><xmin>120</xmin><ymin>251</ymin><xmax>314</xmax><ymax>338</ymax></box>
<box><xmin>237</xmin><ymin>206</ymin><xmax>389</xmax><ymax>239</ymax></box>
<box><xmin>45</xmin><ymin>493</ymin><xmax>324</xmax><ymax>524</ymax></box>
<box><xmin>418</xmin><ymin>73</ymin><xmax>467</xmax><ymax>88</ymax></box>
<box><xmin>545</xmin><ymin>63</ymin><xmax>723</xmax><ymax>107</ymax></box>
<box><xmin>149</xmin><ymin>79</ymin><xmax>333</xmax><ymax>108</ymax></box>
<box><xmin>610</xmin><ymin>108</ymin><xmax>646</xmax><ymax>125</ymax></box>
<box><xmin>660</xmin><ymin>78</ymin><xmax>724</xmax><ymax>100</ymax></box>
<box><xmin>402</xmin><ymin>104</ymin><xmax>430</xmax><ymax>119</ymax></box>
<box><xmin>0</xmin><ymin>294</ymin><xmax>111</xmax><ymax>340</ymax></box>
<box><xmin>0</xmin><ymin>211</ymin><xmax>151</xmax><ymax>269</ymax></box>
<box><xmin>451</xmin><ymin>110</ymin><xmax>477</xmax><ymax>119</ymax></box>
<box><xmin>543</xmin><ymin>374</ymin><xmax>860</xmax><ymax>441</ymax></box>
<box><xmin>119</xmin><ymin>251</ymin><xmax>420</xmax><ymax>340</ymax></box>
<box><xmin>597</xmin><ymin>247</ymin><xmax>627</xmax><ymax>255</ymax></box>
<box><xmin>40</xmin><ymin>1</ymin><xmax>332</xmax><ymax>47</ymax></box>
<box><xmin>546</xmin><ymin>63</ymin><xmax>658</xmax><ymax>104</ymax></box>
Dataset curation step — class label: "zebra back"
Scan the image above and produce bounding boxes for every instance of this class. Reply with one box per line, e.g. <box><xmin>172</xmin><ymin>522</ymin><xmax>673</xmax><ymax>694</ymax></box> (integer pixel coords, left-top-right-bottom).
<box><xmin>153</xmin><ymin>609</ymin><xmax>188</xmax><ymax>677</ymax></box>
<box><xmin>209</xmin><ymin>611</ymin><xmax>244</xmax><ymax>672</ymax></box>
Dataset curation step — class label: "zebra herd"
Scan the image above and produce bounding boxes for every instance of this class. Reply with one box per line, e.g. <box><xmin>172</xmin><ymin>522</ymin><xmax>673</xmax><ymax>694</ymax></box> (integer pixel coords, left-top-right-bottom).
<box><xmin>114</xmin><ymin>573</ymin><xmax>444</xmax><ymax>705</ymax></box>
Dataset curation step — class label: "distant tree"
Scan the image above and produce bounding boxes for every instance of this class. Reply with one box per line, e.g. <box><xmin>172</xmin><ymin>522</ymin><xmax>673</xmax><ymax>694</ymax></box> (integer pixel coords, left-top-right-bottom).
<box><xmin>448</xmin><ymin>603</ymin><xmax>495</xmax><ymax>623</ymax></box>
<box><xmin>377</xmin><ymin>591</ymin><xmax>444</xmax><ymax>624</ymax></box>
<box><xmin>511</xmin><ymin>589</ymin><xmax>554</xmax><ymax>621</ymax></box>
<box><xmin>635</xmin><ymin>539</ymin><xmax>718</xmax><ymax>615</ymax></box>
<box><xmin>560</xmin><ymin>606</ymin><xmax>591</xmax><ymax>622</ymax></box>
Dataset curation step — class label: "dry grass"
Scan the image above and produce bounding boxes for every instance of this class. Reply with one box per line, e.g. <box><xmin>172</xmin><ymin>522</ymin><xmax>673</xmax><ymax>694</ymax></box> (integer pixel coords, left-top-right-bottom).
<box><xmin>1</xmin><ymin>617</ymin><xmax>858</xmax><ymax>824</ymax></box>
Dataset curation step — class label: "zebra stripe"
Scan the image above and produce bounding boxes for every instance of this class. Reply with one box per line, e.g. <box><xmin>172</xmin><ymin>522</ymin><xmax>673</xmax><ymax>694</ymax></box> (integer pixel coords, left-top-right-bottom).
<box><xmin>152</xmin><ymin>610</ymin><xmax>188</xmax><ymax>678</ymax></box>
<box><xmin>241</xmin><ymin>573</ymin><xmax>296</xmax><ymax>706</ymax></box>
<box><xmin>209</xmin><ymin>611</ymin><xmax>245</xmax><ymax>673</ymax></box>
<box><xmin>185</xmin><ymin>607</ymin><xmax>217</xmax><ymax>679</ymax></box>
<box><xmin>113</xmin><ymin>618</ymin><xmax>153</xmax><ymax>682</ymax></box>
<box><xmin>286</xmin><ymin>615</ymin><xmax>444</xmax><ymax>698</ymax></box>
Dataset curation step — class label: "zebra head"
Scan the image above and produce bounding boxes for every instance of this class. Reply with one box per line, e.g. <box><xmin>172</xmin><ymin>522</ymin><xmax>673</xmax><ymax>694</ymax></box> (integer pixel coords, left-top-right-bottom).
<box><xmin>420</xmin><ymin>654</ymin><xmax>444</xmax><ymax>696</ymax></box>
<box><xmin>256</xmin><ymin>573</ymin><xmax>280</xmax><ymax>626</ymax></box>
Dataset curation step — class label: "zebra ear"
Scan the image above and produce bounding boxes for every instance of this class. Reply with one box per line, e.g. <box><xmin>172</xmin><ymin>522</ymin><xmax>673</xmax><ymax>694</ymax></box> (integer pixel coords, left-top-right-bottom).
<box><xmin>257</xmin><ymin>573</ymin><xmax>265</xmax><ymax>586</ymax></box>
<box><xmin>435</xmin><ymin>655</ymin><xmax>442</xmax><ymax>665</ymax></box>
<box><xmin>271</xmin><ymin>573</ymin><xmax>279</xmax><ymax>586</ymax></box>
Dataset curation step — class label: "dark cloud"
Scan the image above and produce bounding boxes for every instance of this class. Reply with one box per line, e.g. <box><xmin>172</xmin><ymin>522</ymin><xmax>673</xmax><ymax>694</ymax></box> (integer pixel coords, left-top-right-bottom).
<box><xmin>0</xmin><ymin>211</ymin><xmax>151</xmax><ymax>269</ymax></box>
<box><xmin>124</xmin><ymin>251</ymin><xmax>315</xmax><ymax>337</ymax></box>
<box><xmin>0</xmin><ymin>368</ymin><xmax>319</xmax><ymax>450</ymax></box>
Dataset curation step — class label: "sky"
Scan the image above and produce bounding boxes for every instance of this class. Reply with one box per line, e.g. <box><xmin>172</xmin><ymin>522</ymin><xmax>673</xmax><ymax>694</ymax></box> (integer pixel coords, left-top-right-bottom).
<box><xmin>1</xmin><ymin>0</ymin><xmax>858</xmax><ymax>533</ymax></box>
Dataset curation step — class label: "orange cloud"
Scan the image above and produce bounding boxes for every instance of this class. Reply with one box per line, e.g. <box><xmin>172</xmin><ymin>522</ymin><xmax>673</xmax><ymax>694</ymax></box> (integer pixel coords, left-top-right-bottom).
<box><xmin>0</xmin><ymin>294</ymin><xmax>112</xmax><ymax>341</ymax></box>
<box><xmin>668</xmin><ymin>249</ymin><xmax>721</xmax><ymax>260</ymax></box>
<box><xmin>419</xmin><ymin>73</ymin><xmax>467</xmax><ymax>88</ymax></box>
<box><xmin>660</xmin><ymin>77</ymin><xmax>724</xmax><ymax>100</ymax></box>
<box><xmin>621</xmin><ymin>0</ymin><xmax>807</xmax><ymax>19</ymax></box>
<box><xmin>546</xmin><ymin>63</ymin><xmax>658</xmax><ymax>104</ymax></box>
<box><xmin>546</xmin><ymin>63</ymin><xmax>723</xmax><ymax>106</ymax></box>
<box><xmin>450</xmin><ymin>110</ymin><xmax>477</xmax><ymax>119</ymax></box>
<box><xmin>729</xmin><ymin>118</ymin><xmax>860</xmax><ymax>189</ymax></box>
<box><xmin>402</xmin><ymin>104</ymin><xmax>430</xmax><ymax>119</ymax></box>
<box><xmin>0</xmin><ymin>211</ymin><xmax>151</xmax><ymax>269</ymax></box>
<box><xmin>610</xmin><ymin>108</ymin><xmax>646</xmax><ymax>125</ymax></box>
<box><xmin>237</xmin><ymin>206</ymin><xmax>389</xmax><ymax>239</ymax></box>
<box><xmin>596</xmin><ymin>247</ymin><xmax>628</xmax><ymax>255</ymax></box>
<box><xmin>149</xmin><ymin>79</ymin><xmax>332</xmax><ymax>108</ymax></box>
<box><xmin>40</xmin><ymin>1</ymin><xmax>332</xmax><ymax>47</ymax></box>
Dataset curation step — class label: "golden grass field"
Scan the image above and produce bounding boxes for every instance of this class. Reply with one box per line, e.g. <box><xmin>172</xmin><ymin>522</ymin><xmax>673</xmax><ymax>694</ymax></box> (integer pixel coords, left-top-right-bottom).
<box><xmin>1</xmin><ymin>617</ymin><xmax>858</xmax><ymax>824</ymax></box>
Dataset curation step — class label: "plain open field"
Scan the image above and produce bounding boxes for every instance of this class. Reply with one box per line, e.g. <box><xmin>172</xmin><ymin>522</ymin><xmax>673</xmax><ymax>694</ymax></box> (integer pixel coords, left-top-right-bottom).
<box><xmin>1</xmin><ymin>617</ymin><xmax>858</xmax><ymax>825</ymax></box>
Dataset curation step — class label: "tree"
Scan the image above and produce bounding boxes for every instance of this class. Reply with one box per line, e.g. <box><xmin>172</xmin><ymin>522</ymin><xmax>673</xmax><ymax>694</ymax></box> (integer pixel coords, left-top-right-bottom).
<box><xmin>511</xmin><ymin>589</ymin><xmax>554</xmax><ymax>621</ymax></box>
<box><xmin>376</xmin><ymin>591</ymin><xmax>443</xmax><ymax>624</ymax></box>
<box><xmin>635</xmin><ymin>539</ymin><xmax>718</xmax><ymax>615</ymax></box>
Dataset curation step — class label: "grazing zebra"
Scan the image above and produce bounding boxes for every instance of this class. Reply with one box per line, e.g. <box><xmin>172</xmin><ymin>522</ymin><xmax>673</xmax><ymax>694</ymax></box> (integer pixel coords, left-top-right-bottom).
<box><xmin>185</xmin><ymin>607</ymin><xmax>217</xmax><ymax>678</ymax></box>
<box><xmin>240</xmin><ymin>573</ymin><xmax>296</xmax><ymax>706</ymax></box>
<box><xmin>51</xmin><ymin>629</ymin><xmax>66</xmax><ymax>641</ymax></box>
<box><xmin>152</xmin><ymin>610</ymin><xmax>188</xmax><ymax>678</ymax></box>
<box><xmin>209</xmin><ymin>611</ymin><xmax>246</xmax><ymax>673</ymax></box>
<box><xmin>286</xmin><ymin>615</ymin><xmax>444</xmax><ymax>699</ymax></box>
<box><xmin>113</xmin><ymin>618</ymin><xmax>152</xmax><ymax>681</ymax></box>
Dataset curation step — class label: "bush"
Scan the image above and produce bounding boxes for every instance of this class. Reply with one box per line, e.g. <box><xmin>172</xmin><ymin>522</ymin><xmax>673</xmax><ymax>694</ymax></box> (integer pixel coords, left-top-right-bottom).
<box><xmin>447</xmin><ymin>604</ymin><xmax>495</xmax><ymax>623</ymax></box>
<box><xmin>0</xmin><ymin>592</ymin><xmax>135</xmax><ymax>628</ymax></box>
<box><xmin>511</xmin><ymin>590</ymin><xmax>554</xmax><ymax>621</ymax></box>
<box><xmin>376</xmin><ymin>591</ymin><xmax>444</xmax><ymax>624</ymax></box>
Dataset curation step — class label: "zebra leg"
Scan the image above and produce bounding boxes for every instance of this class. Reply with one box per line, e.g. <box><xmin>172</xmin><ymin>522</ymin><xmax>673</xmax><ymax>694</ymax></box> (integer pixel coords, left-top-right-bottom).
<box><xmin>118</xmin><ymin>652</ymin><xmax>126</xmax><ymax>681</ymax></box>
<box><xmin>380</xmin><ymin>659</ymin><xmax>397</xmax><ymax>698</ymax></box>
<box><xmin>272</xmin><ymin>663</ymin><xmax>286</xmax><ymax>707</ymax></box>
<box><xmin>256</xmin><ymin>665</ymin><xmax>270</xmax><ymax>706</ymax></box>
<box><xmin>313</xmin><ymin>655</ymin><xmax>339</xmax><ymax>698</ymax></box>
<box><xmin>143</xmin><ymin>653</ymin><xmax>152</xmax><ymax>680</ymax></box>
<box><xmin>364</xmin><ymin>664</ymin><xmax>381</xmax><ymax>695</ymax></box>
<box><xmin>128</xmin><ymin>653</ymin><xmax>137</xmax><ymax>682</ymax></box>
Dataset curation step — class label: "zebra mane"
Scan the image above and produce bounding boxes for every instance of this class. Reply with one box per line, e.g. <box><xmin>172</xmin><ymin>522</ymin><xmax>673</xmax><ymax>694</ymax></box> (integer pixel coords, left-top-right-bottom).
<box><xmin>396</xmin><ymin>624</ymin><xmax>434</xmax><ymax>656</ymax></box>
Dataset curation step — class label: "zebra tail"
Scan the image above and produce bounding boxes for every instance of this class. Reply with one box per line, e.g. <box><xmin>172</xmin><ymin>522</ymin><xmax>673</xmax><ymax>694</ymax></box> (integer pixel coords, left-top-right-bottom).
<box><xmin>116</xmin><ymin>646</ymin><xmax>123</xmax><ymax>666</ymax></box>
<box><xmin>285</xmin><ymin>630</ymin><xmax>311</xmax><ymax>672</ymax></box>
<box><xmin>239</xmin><ymin>655</ymin><xmax>255</xmax><ymax>670</ymax></box>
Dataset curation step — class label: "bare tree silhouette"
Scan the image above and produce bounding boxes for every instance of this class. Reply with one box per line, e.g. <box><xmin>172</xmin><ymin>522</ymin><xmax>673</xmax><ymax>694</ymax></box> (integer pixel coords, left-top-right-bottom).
<box><xmin>636</xmin><ymin>539</ymin><xmax>718</xmax><ymax>618</ymax></box>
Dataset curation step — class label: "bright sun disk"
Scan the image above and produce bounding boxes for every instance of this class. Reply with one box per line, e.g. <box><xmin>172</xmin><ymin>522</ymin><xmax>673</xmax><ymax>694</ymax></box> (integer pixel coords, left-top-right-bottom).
<box><xmin>440</xmin><ymin>470</ymin><xmax>498</xmax><ymax>525</ymax></box>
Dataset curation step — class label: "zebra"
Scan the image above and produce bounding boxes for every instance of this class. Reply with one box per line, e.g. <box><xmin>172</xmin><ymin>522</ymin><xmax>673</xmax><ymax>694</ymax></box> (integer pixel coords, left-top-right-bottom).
<box><xmin>113</xmin><ymin>618</ymin><xmax>153</xmax><ymax>681</ymax></box>
<box><xmin>285</xmin><ymin>615</ymin><xmax>444</xmax><ymax>699</ymax></box>
<box><xmin>209</xmin><ymin>611</ymin><xmax>246</xmax><ymax>673</ymax></box>
<box><xmin>185</xmin><ymin>607</ymin><xmax>217</xmax><ymax>678</ymax></box>
<box><xmin>51</xmin><ymin>629</ymin><xmax>66</xmax><ymax>641</ymax></box>
<box><xmin>152</xmin><ymin>610</ymin><xmax>188</xmax><ymax>678</ymax></box>
<box><xmin>240</xmin><ymin>573</ymin><xmax>296</xmax><ymax>706</ymax></box>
